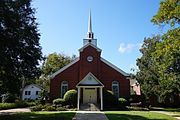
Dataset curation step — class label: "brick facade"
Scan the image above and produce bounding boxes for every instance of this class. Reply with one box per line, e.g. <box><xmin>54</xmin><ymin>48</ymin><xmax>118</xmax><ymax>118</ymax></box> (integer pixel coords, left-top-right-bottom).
<box><xmin>50</xmin><ymin>44</ymin><xmax>130</xmax><ymax>101</ymax></box>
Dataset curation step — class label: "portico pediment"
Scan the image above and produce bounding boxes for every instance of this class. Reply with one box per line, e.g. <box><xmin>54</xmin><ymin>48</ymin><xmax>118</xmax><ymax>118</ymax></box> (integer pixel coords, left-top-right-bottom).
<box><xmin>76</xmin><ymin>72</ymin><xmax>104</xmax><ymax>87</ymax></box>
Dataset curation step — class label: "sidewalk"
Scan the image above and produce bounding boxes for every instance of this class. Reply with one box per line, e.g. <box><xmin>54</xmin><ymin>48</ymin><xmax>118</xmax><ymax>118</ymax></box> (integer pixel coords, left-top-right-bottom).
<box><xmin>0</xmin><ymin>108</ymin><xmax>31</xmax><ymax>116</ymax></box>
<box><xmin>73</xmin><ymin>111</ymin><xmax>109</xmax><ymax>120</ymax></box>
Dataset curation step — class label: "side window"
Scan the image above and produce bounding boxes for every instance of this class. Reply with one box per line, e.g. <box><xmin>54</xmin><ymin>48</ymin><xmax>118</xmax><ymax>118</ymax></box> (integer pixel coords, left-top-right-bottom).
<box><xmin>61</xmin><ymin>81</ymin><xmax>68</xmax><ymax>98</ymax></box>
<box><xmin>36</xmin><ymin>91</ymin><xmax>40</xmax><ymax>95</ymax></box>
<box><xmin>112</xmin><ymin>81</ymin><xmax>119</xmax><ymax>98</ymax></box>
<box><xmin>25</xmin><ymin>91</ymin><xmax>31</xmax><ymax>95</ymax></box>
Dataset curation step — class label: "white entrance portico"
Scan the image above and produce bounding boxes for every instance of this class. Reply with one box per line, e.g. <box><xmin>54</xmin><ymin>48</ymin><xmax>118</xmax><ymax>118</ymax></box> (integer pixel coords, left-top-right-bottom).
<box><xmin>76</xmin><ymin>72</ymin><xmax>104</xmax><ymax>110</ymax></box>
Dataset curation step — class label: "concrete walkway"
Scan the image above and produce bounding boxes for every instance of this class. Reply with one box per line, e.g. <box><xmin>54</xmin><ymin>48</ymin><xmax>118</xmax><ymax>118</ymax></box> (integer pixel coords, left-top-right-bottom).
<box><xmin>0</xmin><ymin>108</ymin><xmax>31</xmax><ymax>116</ymax></box>
<box><xmin>73</xmin><ymin>111</ymin><xmax>109</xmax><ymax>120</ymax></box>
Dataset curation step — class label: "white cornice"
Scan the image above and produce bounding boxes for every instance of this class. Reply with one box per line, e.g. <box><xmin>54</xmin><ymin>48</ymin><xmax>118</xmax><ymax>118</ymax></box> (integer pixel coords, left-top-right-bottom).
<box><xmin>76</xmin><ymin>72</ymin><xmax>104</xmax><ymax>87</ymax></box>
<box><xmin>79</xmin><ymin>43</ymin><xmax>101</xmax><ymax>52</ymax></box>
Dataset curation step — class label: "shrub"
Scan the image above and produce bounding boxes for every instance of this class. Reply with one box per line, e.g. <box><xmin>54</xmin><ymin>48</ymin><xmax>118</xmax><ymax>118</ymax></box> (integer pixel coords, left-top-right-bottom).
<box><xmin>0</xmin><ymin>103</ymin><xmax>16</xmax><ymax>110</ymax></box>
<box><xmin>56</xmin><ymin>107</ymin><xmax>67</xmax><ymax>111</ymax></box>
<box><xmin>53</xmin><ymin>98</ymin><xmax>65</xmax><ymax>106</ymax></box>
<box><xmin>15</xmin><ymin>100</ymin><xmax>28</xmax><ymax>108</ymax></box>
<box><xmin>63</xmin><ymin>89</ymin><xmax>77</xmax><ymax>108</ymax></box>
<box><xmin>30</xmin><ymin>105</ymin><xmax>44</xmax><ymax>111</ymax></box>
<box><xmin>118</xmin><ymin>97</ymin><xmax>128</xmax><ymax>106</ymax></box>
<box><xmin>43</xmin><ymin>105</ymin><xmax>56</xmax><ymax>111</ymax></box>
<box><xmin>103</xmin><ymin>90</ymin><xmax>118</xmax><ymax>108</ymax></box>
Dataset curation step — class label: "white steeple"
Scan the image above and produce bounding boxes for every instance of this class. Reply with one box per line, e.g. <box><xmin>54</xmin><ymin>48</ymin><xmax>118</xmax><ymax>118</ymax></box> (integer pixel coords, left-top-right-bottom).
<box><xmin>88</xmin><ymin>11</ymin><xmax>92</xmax><ymax>33</ymax></box>
<box><xmin>83</xmin><ymin>11</ymin><xmax>97</xmax><ymax>46</ymax></box>
<box><xmin>87</xmin><ymin>11</ymin><xmax>94</xmax><ymax>39</ymax></box>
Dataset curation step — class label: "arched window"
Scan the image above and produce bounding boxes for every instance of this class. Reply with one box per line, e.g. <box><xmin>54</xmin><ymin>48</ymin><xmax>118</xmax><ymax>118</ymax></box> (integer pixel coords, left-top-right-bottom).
<box><xmin>61</xmin><ymin>81</ymin><xmax>68</xmax><ymax>98</ymax></box>
<box><xmin>112</xmin><ymin>81</ymin><xmax>119</xmax><ymax>98</ymax></box>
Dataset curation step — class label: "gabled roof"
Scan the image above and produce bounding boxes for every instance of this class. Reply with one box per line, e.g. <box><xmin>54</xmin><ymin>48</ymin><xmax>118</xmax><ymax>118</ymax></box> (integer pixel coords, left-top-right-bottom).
<box><xmin>100</xmin><ymin>57</ymin><xmax>129</xmax><ymax>76</ymax></box>
<box><xmin>23</xmin><ymin>84</ymin><xmax>43</xmax><ymax>90</ymax></box>
<box><xmin>76</xmin><ymin>72</ymin><xmax>104</xmax><ymax>87</ymax></box>
<box><xmin>79</xmin><ymin>43</ymin><xmax>102</xmax><ymax>52</ymax></box>
<box><xmin>50</xmin><ymin>57</ymin><xmax>80</xmax><ymax>79</ymax></box>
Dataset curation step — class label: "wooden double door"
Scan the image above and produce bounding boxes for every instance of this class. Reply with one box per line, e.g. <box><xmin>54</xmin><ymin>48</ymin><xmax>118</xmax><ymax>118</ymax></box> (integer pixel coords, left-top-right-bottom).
<box><xmin>83</xmin><ymin>88</ymin><xmax>97</xmax><ymax>104</ymax></box>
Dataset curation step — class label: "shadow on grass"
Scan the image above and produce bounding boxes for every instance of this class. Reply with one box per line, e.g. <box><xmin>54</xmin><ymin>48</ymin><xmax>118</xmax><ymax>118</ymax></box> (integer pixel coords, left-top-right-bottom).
<box><xmin>0</xmin><ymin>112</ymin><xmax>75</xmax><ymax>120</ymax></box>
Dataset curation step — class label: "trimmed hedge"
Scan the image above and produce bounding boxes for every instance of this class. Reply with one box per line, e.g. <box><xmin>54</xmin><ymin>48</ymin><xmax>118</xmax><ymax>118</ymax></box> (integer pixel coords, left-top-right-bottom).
<box><xmin>53</xmin><ymin>98</ymin><xmax>65</xmax><ymax>106</ymax></box>
<box><xmin>0</xmin><ymin>100</ymin><xmax>29</xmax><ymax>110</ymax></box>
<box><xmin>63</xmin><ymin>89</ymin><xmax>77</xmax><ymax>108</ymax></box>
<box><xmin>30</xmin><ymin>104</ymin><xmax>67</xmax><ymax>111</ymax></box>
<box><xmin>103</xmin><ymin>90</ymin><xmax>118</xmax><ymax>108</ymax></box>
<box><xmin>0</xmin><ymin>103</ymin><xmax>17</xmax><ymax>110</ymax></box>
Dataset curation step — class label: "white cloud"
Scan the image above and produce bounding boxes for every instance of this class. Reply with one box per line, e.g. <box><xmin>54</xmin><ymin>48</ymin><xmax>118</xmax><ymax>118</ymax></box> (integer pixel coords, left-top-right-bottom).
<box><xmin>118</xmin><ymin>43</ymin><xmax>141</xmax><ymax>54</ymax></box>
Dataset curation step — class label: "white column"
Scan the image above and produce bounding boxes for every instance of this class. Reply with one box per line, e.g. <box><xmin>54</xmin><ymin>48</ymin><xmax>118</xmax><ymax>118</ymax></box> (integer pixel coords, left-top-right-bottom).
<box><xmin>100</xmin><ymin>87</ymin><xmax>103</xmax><ymax>110</ymax></box>
<box><xmin>77</xmin><ymin>87</ymin><xmax>80</xmax><ymax>110</ymax></box>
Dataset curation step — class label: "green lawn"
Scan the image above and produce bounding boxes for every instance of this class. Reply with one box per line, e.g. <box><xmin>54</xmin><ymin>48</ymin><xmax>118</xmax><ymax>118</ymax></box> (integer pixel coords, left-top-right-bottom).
<box><xmin>151</xmin><ymin>107</ymin><xmax>180</xmax><ymax>114</ymax></box>
<box><xmin>0</xmin><ymin>110</ymin><xmax>178</xmax><ymax>120</ymax></box>
<box><xmin>105</xmin><ymin>111</ymin><xmax>177</xmax><ymax>120</ymax></box>
<box><xmin>0</xmin><ymin>112</ymin><xmax>75</xmax><ymax>120</ymax></box>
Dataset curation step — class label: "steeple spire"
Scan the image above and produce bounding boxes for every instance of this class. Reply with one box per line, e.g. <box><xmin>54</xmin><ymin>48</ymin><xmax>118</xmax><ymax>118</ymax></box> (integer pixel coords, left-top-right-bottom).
<box><xmin>87</xmin><ymin>11</ymin><xmax>94</xmax><ymax>39</ymax></box>
<box><xmin>88</xmin><ymin>11</ymin><xmax>92</xmax><ymax>33</ymax></box>
<box><xmin>83</xmin><ymin>11</ymin><xmax>97</xmax><ymax>46</ymax></box>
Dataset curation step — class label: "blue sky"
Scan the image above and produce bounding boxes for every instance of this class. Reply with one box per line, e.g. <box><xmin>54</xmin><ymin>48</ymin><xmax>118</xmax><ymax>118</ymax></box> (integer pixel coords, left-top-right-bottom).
<box><xmin>32</xmin><ymin>0</ymin><xmax>162</xmax><ymax>73</ymax></box>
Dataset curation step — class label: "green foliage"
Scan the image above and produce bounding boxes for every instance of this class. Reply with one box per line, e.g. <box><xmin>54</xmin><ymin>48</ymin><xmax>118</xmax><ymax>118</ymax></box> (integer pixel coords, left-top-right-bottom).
<box><xmin>42</xmin><ymin>53</ymin><xmax>76</xmax><ymax>76</ymax></box>
<box><xmin>30</xmin><ymin>104</ymin><xmax>44</xmax><ymax>111</ymax></box>
<box><xmin>0</xmin><ymin>0</ymin><xmax>43</xmax><ymax>95</ymax></box>
<box><xmin>118</xmin><ymin>98</ymin><xmax>128</xmax><ymax>106</ymax></box>
<box><xmin>53</xmin><ymin>98</ymin><xmax>65</xmax><ymax>106</ymax></box>
<box><xmin>137</xmin><ymin>0</ymin><xmax>180</xmax><ymax>106</ymax></box>
<box><xmin>43</xmin><ymin>105</ymin><xmax>56</xmax><ymax>111</ymax></box>
<box><xmin>30</xmin><ymin>104</ymin><xmax>67</xmax><ymax>111</ymax></box>
<box><xmin>152</xmin><ymin>28</ymin><xmax>180</xmax><ymax>104</ymax></box>
<box><xmin>0</xmin><ymin>100</ymin><xmax>30</xmax><ymax>110</ymax></box>
<box><xmin>103</xmin><ymin>90</ymin><xmax>118</xmax><ymax>108</ymax></box>
<box><xmin>36</xmin><ymin>53</ymin><xmax>76</xmax><ymax>91</ymax></box>
<box><xmin>151</xmin><ymin>0</ymin><xmax>180</xmax><ymax>26</ymax></box>
<box><xmin>136</xmin><ymin>36</ymin><xmax>161</xmax><ymax>99</ymax></box>
<box><xmin>63</xmin><ymin>89</ymin><xmax>77</xmax><ymax>108</ymax></box>
<box><xmin>56</xmin><ymin>107</ymin><xmax>67</xmax><ymax>111</ymax></box>
<box><xmin>0</xmin><ymin>103</ymin><xmax>16</xmax><ymax>110</ymax></box>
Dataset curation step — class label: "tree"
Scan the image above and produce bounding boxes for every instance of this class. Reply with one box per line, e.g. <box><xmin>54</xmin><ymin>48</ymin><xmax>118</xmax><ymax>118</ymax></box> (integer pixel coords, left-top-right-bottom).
<box><xmin>136</xmin><ymin>36</ymin><xmax>161</xmax><ymax>99</ymax></box>
<box><xmin>151</xmin><ymin>0</ymin><xmax>180</xmax><ymax>26</ymax></box>
<box><xmin>152</xmin><ymin>28</ymin><xmax>180</xmax><ymax>103</ymax></box>
<box><xmin>137</xmin><ymin>0</ymin><xmax>180</xmax><ymax>105</ymax></box>
<box><xmin>0</xmin><ymin>0</ymin><xmax>43</xmax><ymax>95</ymax></box>
<box><xmin>42</xmin><ymin>53</ymin><xmax>76</xmax><ymax>76</ymax></box>
<box><xmin>36</xmin><ymin>53</ymin><xmax>76</xmax><ymax>91</ymax></box>
<box><xmin>151</xmin><ymin>0</ymin><xmax>180</xmax><ymax>104</ymax></box>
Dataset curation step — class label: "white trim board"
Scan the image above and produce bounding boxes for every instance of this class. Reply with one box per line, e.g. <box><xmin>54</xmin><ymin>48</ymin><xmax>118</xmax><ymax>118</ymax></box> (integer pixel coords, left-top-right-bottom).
<box><xmin>76</xmin><ymin>72</ymin><xmax>104</xmax><ymax>87</ymax></box>
<box><xmin>79</xmin><ymin>43</ymin><xmax>102</xmax><ymax>52</ymax></box>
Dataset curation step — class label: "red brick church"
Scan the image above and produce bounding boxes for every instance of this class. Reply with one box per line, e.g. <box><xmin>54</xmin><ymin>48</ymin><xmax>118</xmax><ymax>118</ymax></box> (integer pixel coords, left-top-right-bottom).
<box><xmin>50</xmin><ymin>13</ymin><xmax>130</xmax><ymax>110</ymax></box>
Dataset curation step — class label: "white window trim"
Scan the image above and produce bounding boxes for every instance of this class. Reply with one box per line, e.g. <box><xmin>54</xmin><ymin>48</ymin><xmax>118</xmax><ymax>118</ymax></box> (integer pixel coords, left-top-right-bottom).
<box><xmin>112</xmin><ymin>81</ymin><xmax>119</xmax><ymax>98</ymax></box>
<box><xmin>61</xmin><ymin>81</ymin><xmax>68</xmax><ymax>98</ymax></box>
